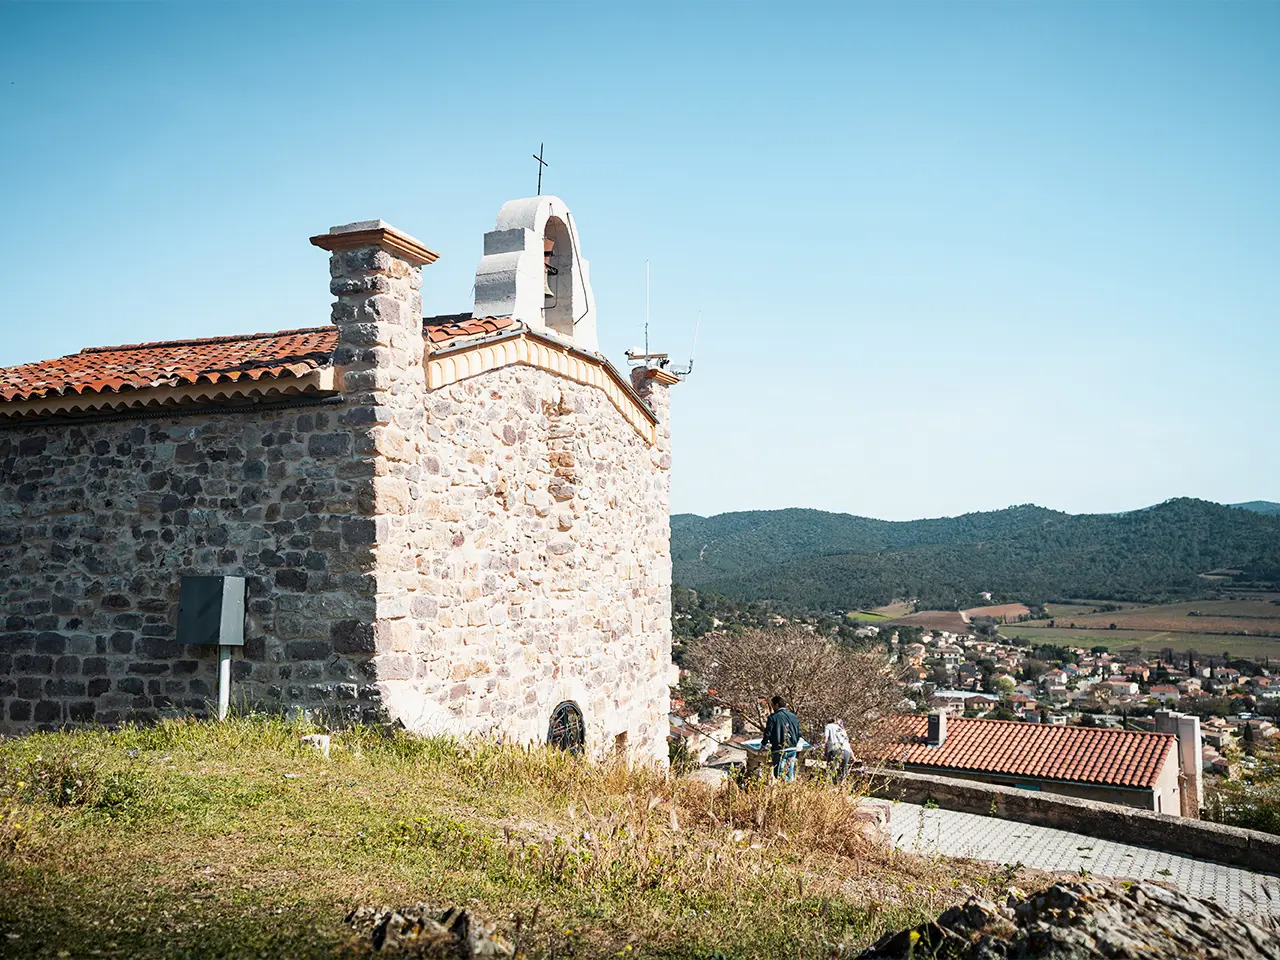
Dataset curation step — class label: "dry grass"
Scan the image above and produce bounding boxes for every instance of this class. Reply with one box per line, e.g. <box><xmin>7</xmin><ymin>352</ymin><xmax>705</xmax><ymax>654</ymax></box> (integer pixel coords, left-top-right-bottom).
<box><xmin>0</xmin><ymin>717</ymin><xmax>1023</xmax><ymax>959</ymax></box>
<box><xmin>960</xmin><ymin>603</ymin><xmax>1031</xmax><ymax>622</ymax></box>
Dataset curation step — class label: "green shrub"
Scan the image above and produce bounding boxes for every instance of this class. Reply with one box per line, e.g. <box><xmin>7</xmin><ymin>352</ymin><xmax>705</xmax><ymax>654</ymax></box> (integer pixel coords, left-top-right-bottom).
<box><xmin>668</xmin><ymin>737</ymin><xmax>700</xmax><ymax>775</ymax></box>
<box><xmin>1204</xmin><ymin>780</ymin><xmax>1280</xmax><ymax>835</ymax></box>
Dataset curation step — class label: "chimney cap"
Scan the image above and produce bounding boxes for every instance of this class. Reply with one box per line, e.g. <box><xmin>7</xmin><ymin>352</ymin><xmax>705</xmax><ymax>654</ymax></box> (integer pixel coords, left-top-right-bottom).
<box><xmin>927</xmin><ymin>709</ymin><xmax>948</xmax><ymax>746</ymax></box>
<box><xmin>310</xmin><ymin>219</ymin><xmax>439</xmax><ymax>266</ymax></box>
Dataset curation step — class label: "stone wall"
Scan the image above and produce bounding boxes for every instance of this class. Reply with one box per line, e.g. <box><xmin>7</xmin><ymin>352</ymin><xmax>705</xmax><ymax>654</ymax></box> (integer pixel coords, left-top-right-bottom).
<box><xmin>372</xmin><ymin>359</ymin><xmax>672</xmax><ymax>764</ymax></box>
<box><xmin>872</xmin><ymin>768</ymin><xmax>1280</xmax><ymax>874</ymax></box>
<box><xmin>0</xmin><ymin>402</ymin><xmax>382</xmax><ymax>732</ymax></box>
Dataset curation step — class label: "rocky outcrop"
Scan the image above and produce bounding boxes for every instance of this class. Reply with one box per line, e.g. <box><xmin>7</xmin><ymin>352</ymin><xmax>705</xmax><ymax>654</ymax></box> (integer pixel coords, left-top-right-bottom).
<box><xmin>859</xmin><ymin>880</ymin><xmax>1280</xmax><ymax>959</ymax></box>
<box><xmin>345</xmin><ymin>904</ymin><xmax>512</xmax><ymax>957</ymax></box>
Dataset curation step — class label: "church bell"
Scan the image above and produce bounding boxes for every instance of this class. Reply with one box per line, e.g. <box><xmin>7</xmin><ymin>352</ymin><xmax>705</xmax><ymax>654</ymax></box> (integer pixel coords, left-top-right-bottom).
<box><xmin>543</xmin><ymin>236</ymin><xmax>558</xmax><ymax>299</ymax></box>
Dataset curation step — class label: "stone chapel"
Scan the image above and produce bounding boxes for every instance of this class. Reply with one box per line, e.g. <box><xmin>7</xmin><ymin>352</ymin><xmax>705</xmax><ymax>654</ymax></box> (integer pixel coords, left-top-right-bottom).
<box><xmin>0</xmin><ymin>196</ymin><xmax>677</xmax><ymax>764</ymax></box>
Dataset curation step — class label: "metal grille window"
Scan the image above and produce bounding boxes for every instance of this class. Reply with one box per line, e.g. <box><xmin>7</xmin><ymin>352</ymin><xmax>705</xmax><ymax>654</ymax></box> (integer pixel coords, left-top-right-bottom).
<box><xmin>547</xmin><ymin>701</ymin><xmax>585</xmax><ymax>754</ymax></box>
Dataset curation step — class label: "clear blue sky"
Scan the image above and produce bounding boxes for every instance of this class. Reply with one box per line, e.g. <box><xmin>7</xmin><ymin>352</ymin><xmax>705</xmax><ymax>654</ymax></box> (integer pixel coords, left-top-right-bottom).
<box><xmin>2</xmin><ymin>2</ymin><xmax>1277</xmax><ymax>520</ymax></box>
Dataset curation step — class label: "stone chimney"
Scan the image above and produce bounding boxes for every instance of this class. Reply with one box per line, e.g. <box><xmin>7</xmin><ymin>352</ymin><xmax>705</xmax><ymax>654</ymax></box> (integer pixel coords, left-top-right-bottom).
<box><xmin>1177</xmin><ymin>713</ymin><xmax>1203</xmax><ymax>817</ymax></box>
<box><xmin>1155</xmin><ymin>709</ymin><xmax>1204</xmax><ymax>818</ymax></box>
<box><xmin>308</xmin><ymin>220</ymin><xmax>438</xmax><ymax>711</ymax></box>
<box><xmin>927</xmin><ymin>709</ymin><xmax>947</xmax><ymax>746</ymax></box>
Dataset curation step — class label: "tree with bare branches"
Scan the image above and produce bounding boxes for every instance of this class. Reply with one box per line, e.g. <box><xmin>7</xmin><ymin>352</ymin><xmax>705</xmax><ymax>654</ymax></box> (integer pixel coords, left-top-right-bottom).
<box><xmin>684</xmin><ymin>624</ymin><xmax>902</xmax><ymax>757</ymax></box>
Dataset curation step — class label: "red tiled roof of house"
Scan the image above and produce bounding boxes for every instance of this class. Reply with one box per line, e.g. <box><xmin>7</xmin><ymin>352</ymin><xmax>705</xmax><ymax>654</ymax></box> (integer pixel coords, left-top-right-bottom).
<box><xmin>891</xmin><ymin>715</ymin><xmax>1174</xmax><ymax>789</ymax></box>
<box><xmin>424</xmin><ymin>314</ymin><xmax>516</xmax><ymax>345</ymax></box>
<box><xmin>0</xmin><ymin>316</ymin><xmax>519</xmax><ymax>403</ymax></box>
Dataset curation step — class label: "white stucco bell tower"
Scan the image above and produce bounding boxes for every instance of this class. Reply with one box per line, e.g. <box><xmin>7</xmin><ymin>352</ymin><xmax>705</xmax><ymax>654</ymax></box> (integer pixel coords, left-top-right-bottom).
<box><xmin>472</xmin><ymin>196</ymin><xmax>599</xmax><ymax>352</ymax></box>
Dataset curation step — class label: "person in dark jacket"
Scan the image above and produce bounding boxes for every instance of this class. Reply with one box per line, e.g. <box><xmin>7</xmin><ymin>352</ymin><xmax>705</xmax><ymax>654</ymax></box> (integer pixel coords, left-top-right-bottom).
<box><xmin>762</xmin><ymin>695</ymin><xmax>801</xmax><ymax>782</ymax></box>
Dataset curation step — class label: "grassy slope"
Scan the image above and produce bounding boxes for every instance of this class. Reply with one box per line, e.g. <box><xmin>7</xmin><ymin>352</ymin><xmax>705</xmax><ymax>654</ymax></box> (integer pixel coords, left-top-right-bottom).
<box><xmin>0</xmin><ymin>718</ymin><xmax>1013</xmax><ymax>960</ymax></box>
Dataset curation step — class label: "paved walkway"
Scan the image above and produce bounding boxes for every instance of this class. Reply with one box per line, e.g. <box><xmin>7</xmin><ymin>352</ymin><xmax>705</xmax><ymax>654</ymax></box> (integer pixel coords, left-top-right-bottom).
<box><xmin>889</xmin><ymin>801</ymin><xmax>1280</xmax><ymax>919</ymax></box>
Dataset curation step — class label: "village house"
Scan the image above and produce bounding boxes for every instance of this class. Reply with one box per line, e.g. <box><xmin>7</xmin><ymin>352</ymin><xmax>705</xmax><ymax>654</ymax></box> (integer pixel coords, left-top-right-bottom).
<box><xmin>1149</xmin><ymin>685</ymin><xmax>1181</xmax><ymax>704</ymax></box>
<box><xmin>1245</xmin><ymin>718</ymin><xmax>1278</xmax><ymax>739</ymax></box>
<box><xmin>0</xmin><ymin>198</ymin><xmax>678</xmax><ymax>763</ymax></box>
<box><xmin>1099</xmin><ymin>679</ymin><xmax>1139</xmax><ymax>698</ymax></box>
<box><xmin>1176</xmin><ymin>677</ymin><xmax>1202</xmax><ymax>696</ymax></box>
<box><xmin>1201</xmin><ymin>717</ymin><xmax>1236</xmax><ymax>750</ymax></box>
<box><xmin>1009</xmin><ymin>694</ymin><xmax>1037</xmax><ymax>717</ymax></box>
<box><xmin>936</xmin><ymin>645</ymin><xmax>965</xmax><ymax>668</ymax></box>
<box><xmin>929</xmin><ymin>690</ymin><xmax>998</xmax><ymax>716</ymax></box>
<box><xmin>668</xmin><ymin>704</ymin><xmax>732</xmax><ymax>767</ymax></box>
<box><xmin>892</xmin><ymin>711</ymin><xmax>1202</xmax><ymax>816</ymax></box>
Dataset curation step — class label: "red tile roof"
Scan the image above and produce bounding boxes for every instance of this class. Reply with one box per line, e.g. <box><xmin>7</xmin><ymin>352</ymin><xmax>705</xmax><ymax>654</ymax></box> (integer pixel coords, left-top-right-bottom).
<box><xmin>0</xmin><ymin>327</ymin><xmax>338</xmax><ymax>403</ymax></box>
<box><xmin>0</xmin><ymin>316</ymin><xmax>518</xmax><ymax>404</ymax></box>
<box><xmin>424</xmin><ymin>314</ymin><xmax>516</xmax><ymax>345</ymax></box>
<box><xmin>891</xmin><ymin>715</ymin><xmax>1174</xmax><ymax>789</ymax></box>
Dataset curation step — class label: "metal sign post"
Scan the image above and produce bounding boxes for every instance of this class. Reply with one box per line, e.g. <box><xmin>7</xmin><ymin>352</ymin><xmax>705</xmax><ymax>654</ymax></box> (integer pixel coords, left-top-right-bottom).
<box><xmin>177</xmin><ymin>575</ymin><xmax>246</xmax><ymax>722</ymax></box>
<box><xmin>218</xmin><ymin>644</ymin><xmax>233</xmax><ymax>721</ymax></box>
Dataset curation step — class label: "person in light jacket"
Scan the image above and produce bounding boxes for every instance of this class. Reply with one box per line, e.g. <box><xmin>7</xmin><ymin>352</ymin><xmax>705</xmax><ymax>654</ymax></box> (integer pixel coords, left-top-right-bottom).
<box><xmin>822</xmin><ymin>716</ymin><xmax>853</xmax><ymax>784</ymax></box>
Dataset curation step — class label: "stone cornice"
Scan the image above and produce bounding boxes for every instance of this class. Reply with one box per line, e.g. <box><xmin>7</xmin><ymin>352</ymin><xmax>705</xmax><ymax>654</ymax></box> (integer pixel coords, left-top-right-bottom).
<box><xmin>426</xmin><ymin>330</ymin><xmax>658</xmax><ymax>444</ymax></box>
<box><xmin>641</xmin><ymin>367</ymin><xmax>681</xmax><ymax>386</ymax></box>
<box><xmin>310</xmin><ymin>223</ymin><xmax>440</xmax><ymax>266</ymax></box>
<box><xmin>0</xmin><ymin>368</ymin><xmax>339</xmax><ymax>424</ymax></box>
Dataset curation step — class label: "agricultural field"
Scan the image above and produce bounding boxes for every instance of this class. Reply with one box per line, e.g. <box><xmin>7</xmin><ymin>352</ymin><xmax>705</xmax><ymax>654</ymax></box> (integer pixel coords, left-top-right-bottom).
<box><xmin>1023</xmin><ymin>597</ymin><xmax>1280</xmax><ymax>639</ymax></box>
<box><xmin>846</xmin><ymin>610</ymin><xmax>893</xmax><ymax>623</ymax></box>
<box><xmin>871</xmin><ymin>602</ymin><xmax>915</xmax><ymax>619</ymax></box>
<box><xmin>887</xmin><ymin>610</ymin><xmax>971</xmax><ymax>634</ymax></box>
<box><xmin>998</xmin><ymin>624</ymin><xmax>1280</xmax><ymax>661</ymax></box>
<box><xmin>961</xmin><ymin>603</ymin><xmax>1031</xmax><ymax>622</ymax></box>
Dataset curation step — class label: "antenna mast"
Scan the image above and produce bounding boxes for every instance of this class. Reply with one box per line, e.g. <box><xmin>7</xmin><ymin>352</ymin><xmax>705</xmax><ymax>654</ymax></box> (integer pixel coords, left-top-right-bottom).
<box><xmin>644</xmin><ymin>260</ymin><xmax>650</xmax><ymax>360</ymax></box>
<box><xmin>627</xmin><ymin>260</ymin><xmax>683</xmax><ymax>373</ymax></box>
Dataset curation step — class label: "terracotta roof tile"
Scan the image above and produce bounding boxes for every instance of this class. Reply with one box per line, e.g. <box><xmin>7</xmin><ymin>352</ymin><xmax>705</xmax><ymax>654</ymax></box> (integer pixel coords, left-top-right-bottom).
<box><xmin>0</xmin><ymin>327</ymin><xmax>339</xmax><ymax>403</ymax></box>
<box><xmin>0</xmin><ymin>316</ymin><xmax>520</xmax><ymax>404</ymax></box>
<box><xmin>424</xmin><ymin>314</ymin><xmax>516</xmax><ymax>345</ymax></box>
<box><xmin>891</xmin><ymin>715</ymin><xmax>1175</xmax><ymax>789</ymax></box>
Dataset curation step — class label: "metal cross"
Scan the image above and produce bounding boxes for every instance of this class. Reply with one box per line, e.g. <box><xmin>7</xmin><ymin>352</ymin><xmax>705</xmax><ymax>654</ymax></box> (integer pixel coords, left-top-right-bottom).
<box><xmin>533</xmin><ymin>143</ymin><xmax>548</xmax><ymax>195</ymax></box>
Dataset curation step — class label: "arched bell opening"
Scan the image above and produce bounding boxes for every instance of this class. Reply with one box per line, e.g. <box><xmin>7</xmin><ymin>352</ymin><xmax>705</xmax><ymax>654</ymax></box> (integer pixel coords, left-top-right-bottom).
<box><xmin>542</xmin><ymin>215</ymin><xmax>575</xmax><ymax>339</ymax></box>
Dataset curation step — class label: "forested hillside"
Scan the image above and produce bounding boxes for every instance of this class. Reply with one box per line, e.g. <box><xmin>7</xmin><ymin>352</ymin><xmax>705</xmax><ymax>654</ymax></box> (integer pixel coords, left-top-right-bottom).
<box><xmin>1234</xmin><ymin>501</ymin><xmax>1280</xmax><ymax>516</ymax></box>
<box><xmin>672</xmin><ymin>499</ymin><xmax>1280</xmax><ymax>613</ymax></box>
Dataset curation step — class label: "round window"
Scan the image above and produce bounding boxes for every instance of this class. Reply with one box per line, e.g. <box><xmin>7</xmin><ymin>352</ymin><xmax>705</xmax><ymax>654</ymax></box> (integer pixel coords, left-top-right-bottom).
<box><xmin>547</xmin><ymin>701</ymin><xmax>585</xmax><ymax>754</ymax></box>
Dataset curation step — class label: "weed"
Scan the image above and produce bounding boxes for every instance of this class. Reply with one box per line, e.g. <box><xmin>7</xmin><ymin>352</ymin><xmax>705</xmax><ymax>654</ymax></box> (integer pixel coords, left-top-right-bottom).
<box><xmin>0</xmin><ymin>744</ymin><xmax>101</xmax><ymax>807</ymax></box>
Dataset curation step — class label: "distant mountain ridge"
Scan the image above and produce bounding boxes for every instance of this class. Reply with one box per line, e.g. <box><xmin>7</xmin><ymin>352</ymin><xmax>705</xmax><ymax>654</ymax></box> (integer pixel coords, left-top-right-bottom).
<box><xmin>672</xmin><ymin>499</ymin><xmax>1280</xmax><ymax>612</ymax></box>
<box><xmin>1233</xmin><ymin>501</ymin><xmax>1280</xmax><ymax>516</ymax></box>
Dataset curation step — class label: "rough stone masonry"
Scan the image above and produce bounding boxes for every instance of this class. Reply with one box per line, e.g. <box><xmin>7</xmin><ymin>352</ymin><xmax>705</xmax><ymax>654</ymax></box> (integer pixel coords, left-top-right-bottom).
<box><xmin>0</xmin><ymin>197</ymin><xmax>676</xmax><ymax>764</ymax></box>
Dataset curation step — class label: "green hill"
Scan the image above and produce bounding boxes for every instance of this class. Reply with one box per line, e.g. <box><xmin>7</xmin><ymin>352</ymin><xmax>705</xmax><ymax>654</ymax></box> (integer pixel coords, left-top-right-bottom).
<box><xmin>672</xmin><ymin>498</ymin><xmax>1280</xmax><ymax>613</ymax></box>
<box><xmin>1233</xmin><ymin>501</ymin><xmax>1280</xmax><ymax>516</ymax></box>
